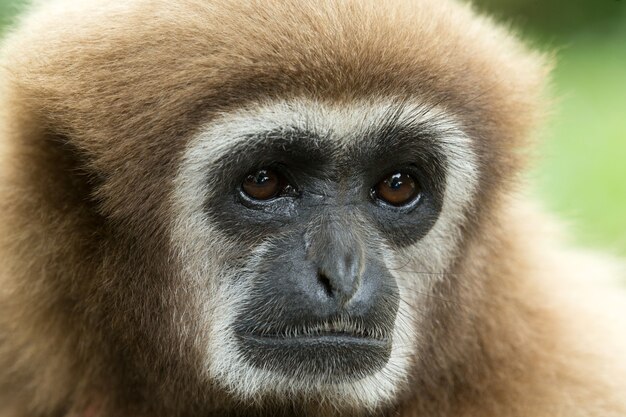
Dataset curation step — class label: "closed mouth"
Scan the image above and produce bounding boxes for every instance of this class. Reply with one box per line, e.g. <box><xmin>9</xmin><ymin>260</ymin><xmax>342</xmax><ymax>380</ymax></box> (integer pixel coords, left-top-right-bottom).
<box><xmin>241</xmin><ymin>332</ymin><xmax>389</xmax><ymax>348</ymax></box>
<box><xmin>235</xmin><ymin>320</ymin><xmax>393</xmax><ymax>378</ymax></box>
<box><xmin>241</xmin><ymin>319</ymin><xmax>388</xmax><ymax>342</ymax></box>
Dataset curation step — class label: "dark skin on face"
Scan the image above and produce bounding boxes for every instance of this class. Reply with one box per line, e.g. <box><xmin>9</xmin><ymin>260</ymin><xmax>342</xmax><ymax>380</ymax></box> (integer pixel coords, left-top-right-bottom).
<box><xmin>205</xmin><ymin>121</ymin><xmax>447</xmax><ymax>380</ymax></box>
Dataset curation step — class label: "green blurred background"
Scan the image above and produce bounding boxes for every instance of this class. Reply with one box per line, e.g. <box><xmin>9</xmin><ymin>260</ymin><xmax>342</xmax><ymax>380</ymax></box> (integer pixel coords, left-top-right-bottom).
<box><xmin>1</xmin><ymin>0</ymin><xmax>625</xmax><ymax>255</ymax></box>
<box><xmin>474</xmin><ymin>0</ymin><xmax>626</xmax><ymax>257</ymax></box>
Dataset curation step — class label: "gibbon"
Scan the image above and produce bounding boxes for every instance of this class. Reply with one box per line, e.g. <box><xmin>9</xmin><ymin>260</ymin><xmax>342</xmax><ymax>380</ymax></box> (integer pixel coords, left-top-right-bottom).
<box><xmin>0</xmin><ymin>0</ymin><xmax>624</xmax><ymax>416</ymax></box>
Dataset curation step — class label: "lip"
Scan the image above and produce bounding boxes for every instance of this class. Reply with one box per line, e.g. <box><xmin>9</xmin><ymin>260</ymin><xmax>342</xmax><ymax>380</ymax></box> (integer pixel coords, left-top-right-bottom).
<box><xmin>240</xmin><ymin>331</ymin><xmax>390</xmax><ymax>348</ymax></box>
<box><xmin>235</xmin><ymin>329</ymin><xmax>392</xmax><ymax>379</ymax></box>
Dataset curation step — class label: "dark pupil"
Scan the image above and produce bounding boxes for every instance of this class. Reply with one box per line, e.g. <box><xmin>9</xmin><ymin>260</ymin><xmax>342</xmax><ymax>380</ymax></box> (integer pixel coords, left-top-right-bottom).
<box><xmin>253</xmin><ymin>170</ymin><xmax>271</xmax><ymax>185</ymax></box>
<box><xmin>387</xmin><ymin>173</ymin><xmax>404</xmax><ymax>190</ymax></box>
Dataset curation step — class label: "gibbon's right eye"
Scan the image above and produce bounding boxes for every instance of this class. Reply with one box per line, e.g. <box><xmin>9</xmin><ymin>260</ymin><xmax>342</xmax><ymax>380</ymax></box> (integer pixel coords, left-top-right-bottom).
<box><xmin>241</xmin><ymin>168</ymin><xmax>287</xmax><ymax>200</ymax></box>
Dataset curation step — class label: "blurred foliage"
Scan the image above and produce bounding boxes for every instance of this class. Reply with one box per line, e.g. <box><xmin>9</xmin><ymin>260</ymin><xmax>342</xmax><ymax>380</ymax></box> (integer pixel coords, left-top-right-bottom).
<box><xmin>473</xmin><ymin>0</ymin><xmax>626</xmax><ymax>255</ymax></box>
<box><xmin>0</xmin><ymin>0</ymin><xmax>23</xmax><ymax>31</ymax></box>
<box><xmin>534</xmin><ymin>36</ymin><xmax>626</xmax><ymax>256</ymax></box>
<box><xmin>475</xmin><ymin>0</ymin><xmax>626</xmax><ymax>38</ymax></box>
<box><xmin>0</xmin><ymin>0</ymin><xmax>624</xmax><ymax>254</ymax></box>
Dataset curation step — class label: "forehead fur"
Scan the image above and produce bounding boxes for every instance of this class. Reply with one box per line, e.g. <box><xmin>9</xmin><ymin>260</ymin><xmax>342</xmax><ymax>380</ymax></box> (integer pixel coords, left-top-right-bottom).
<box><xmin>0</xmin><ymin>0</ymin><xmax>548</xmax><ymax>228</ymax></box>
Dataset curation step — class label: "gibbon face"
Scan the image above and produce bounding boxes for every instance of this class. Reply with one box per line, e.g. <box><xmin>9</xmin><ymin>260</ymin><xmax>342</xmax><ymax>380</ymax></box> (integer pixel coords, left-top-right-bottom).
<box><xmin>0</xmin><ymin>0</ymin><xmax>551</xmax><ymax>415</ymax></box>
<box><xmin>172</xmin><ymin>101</ymin><xmax>477</xmax><ymax>406</ymax></box>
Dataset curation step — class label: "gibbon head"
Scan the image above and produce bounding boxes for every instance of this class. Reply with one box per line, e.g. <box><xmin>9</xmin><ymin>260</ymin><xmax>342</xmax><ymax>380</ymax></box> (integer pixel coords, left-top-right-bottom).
<box><xmin>0</xmin><ymin>0</ymin><xmax>548</xmax><ymax>414</ymax></box>
<box><xmin>173</xmin><ymin>100</ymin><xmax>478</xmax><ymax>408</ymax></box>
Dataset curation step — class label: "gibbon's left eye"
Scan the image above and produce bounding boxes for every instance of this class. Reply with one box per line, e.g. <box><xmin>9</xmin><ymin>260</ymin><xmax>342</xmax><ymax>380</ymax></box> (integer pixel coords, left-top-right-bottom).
<box><xmin>372</xmin><ymin>172</ymin><xmax>421</xmax><ymax>207</ymax></box>
<box><xmin>241</xmin><ymin>168</ymin><xmax>289</xmax><ymax>200</ymax></box>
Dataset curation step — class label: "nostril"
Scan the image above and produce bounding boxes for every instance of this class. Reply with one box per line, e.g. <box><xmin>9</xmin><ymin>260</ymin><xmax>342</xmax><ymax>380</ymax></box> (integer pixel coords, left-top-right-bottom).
<box><xmin>317</xmin><ymin>272</ymin><xmax>334</xmax><ymax>298</ymax></box>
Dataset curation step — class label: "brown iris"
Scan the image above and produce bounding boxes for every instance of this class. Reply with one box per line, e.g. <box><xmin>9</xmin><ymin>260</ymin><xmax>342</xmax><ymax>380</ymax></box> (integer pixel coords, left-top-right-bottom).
<box><xmin>374</xmin><ymin>172</ymin><xmax>420</xmax><ymax>206</ymax></box>
<box><xmin>242</xmin><ymin>169</ymin><xmax>284</xmax><ymax>200</ymax></box>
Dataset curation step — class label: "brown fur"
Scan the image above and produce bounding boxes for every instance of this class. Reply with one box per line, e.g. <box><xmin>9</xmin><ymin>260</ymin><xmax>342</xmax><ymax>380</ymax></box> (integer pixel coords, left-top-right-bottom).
<box><xmin>0</xmin><ymin>0</ymin><xmax>624</xmax><ymax>416</ymax></box>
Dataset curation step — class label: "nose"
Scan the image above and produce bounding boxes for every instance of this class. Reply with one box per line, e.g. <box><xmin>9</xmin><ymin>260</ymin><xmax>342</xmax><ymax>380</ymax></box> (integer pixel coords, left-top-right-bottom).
<box><xmin>315</xmin><ymin>248</ymin><xmax>362</xmax><ymax>307</ymax></box>
<box><xmin>305</xmin><ymin>221</ymin><xmax>366</xmax><ymax>311</ymax></box>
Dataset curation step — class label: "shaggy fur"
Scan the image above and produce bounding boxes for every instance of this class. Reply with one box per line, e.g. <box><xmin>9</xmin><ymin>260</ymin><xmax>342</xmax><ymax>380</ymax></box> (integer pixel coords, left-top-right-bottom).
<box><xmin>0</xmin><ymin>0</ymin><xmax>624</xmax><ymax>416</ymax></box>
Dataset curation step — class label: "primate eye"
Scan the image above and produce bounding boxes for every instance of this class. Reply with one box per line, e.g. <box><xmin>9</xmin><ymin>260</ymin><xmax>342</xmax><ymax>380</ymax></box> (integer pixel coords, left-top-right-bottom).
<box><xmin>242</xmin><ymin>169</ymin><xmax>285</xmax><ymax>200</ymax></box>
<box><xmin>372</xmin><ymin>172</ymin><xmax>420</xmax><ymax>207</ymax></box>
